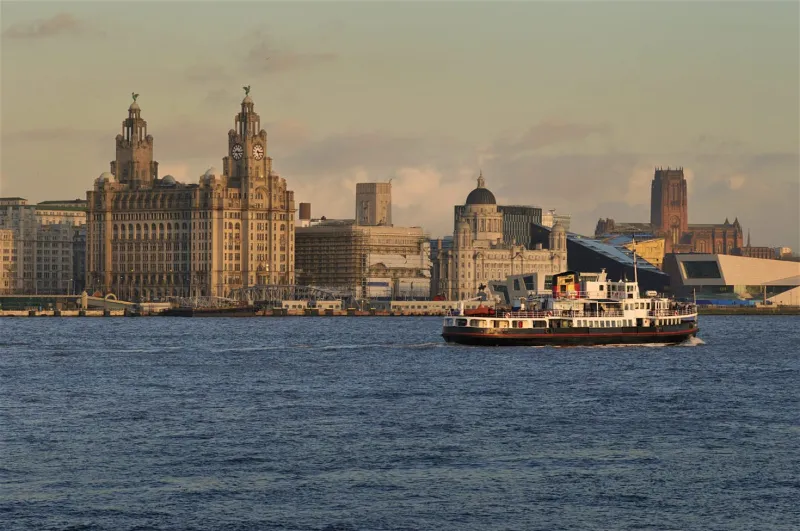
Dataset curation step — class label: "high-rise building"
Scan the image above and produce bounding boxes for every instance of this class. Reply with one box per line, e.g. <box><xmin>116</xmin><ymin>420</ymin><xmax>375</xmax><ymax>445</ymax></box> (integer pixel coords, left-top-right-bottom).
<box><xmin>355</xmin><ymin>182</ymin><xmax>392</xmax><ymax>226</ymax></box>
<box><xmin>86</xmin><ymin>90</ymin><xmax>296</xmax><ymax>301</ymax></box>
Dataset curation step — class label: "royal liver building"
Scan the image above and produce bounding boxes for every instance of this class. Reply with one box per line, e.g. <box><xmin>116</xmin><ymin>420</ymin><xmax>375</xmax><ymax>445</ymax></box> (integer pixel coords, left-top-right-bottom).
<box><xmin>86</xmin><ymin>89</ymin><xmax>296</xmax><ymax>301</ymax></box>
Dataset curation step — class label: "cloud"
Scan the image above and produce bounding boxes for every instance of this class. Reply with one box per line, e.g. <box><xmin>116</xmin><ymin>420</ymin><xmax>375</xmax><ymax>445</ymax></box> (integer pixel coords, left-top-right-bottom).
<box><xmin>244</xmin><ymin>30</ymin><xmax>337</xmax><ymax>74</ymax></box>
<box><xmin>488</xmin><ymin>120</ymin><xmax>612</xmax><ymax>160</ymax></box>
<box><xmin>185</xmin><ymin>65</ymin><xmax>232</xmax><ymax>84</ymax></box>
<box><xmin>183</xmin><ymin>28</ymin><xmax>337</xmax><ymax>85</ymax></box>
<box><xmin>156</xmin><ymin>163</ymin><xmax>192</xmax><ymax>183</ymax></box>
<box><xmin>2</xmin><ymin>13</ymin><xmax>97</xmax><ymax>40</ymax></box>
<box><xmin>281</xmin><ymin>131</ymin><xmax>471</xmax><ymax>177</ymax></box>
<box><xmin>1</xmin><ymin>127</ymin><xmax>108</xmax><ymax>158</ymax></box>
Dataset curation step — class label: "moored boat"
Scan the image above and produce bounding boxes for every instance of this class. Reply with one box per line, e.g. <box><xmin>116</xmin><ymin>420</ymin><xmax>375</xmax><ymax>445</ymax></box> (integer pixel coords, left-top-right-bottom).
<box><xmin>442</xmin><ymin>270</ymin><xmax>698</xmax><ymax>347</ymax></box>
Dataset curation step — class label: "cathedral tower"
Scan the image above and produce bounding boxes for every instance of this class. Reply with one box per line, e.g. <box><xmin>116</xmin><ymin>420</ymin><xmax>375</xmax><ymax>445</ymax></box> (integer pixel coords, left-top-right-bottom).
<box><xmin>111</xmin><ymin>93</ymin><xmax>158</xmax><ymax>189</ymax></box>
<box><xmin>650</xmin><ymin>167</ymin><xmax>688</xmax><ymax>248</ymax></box>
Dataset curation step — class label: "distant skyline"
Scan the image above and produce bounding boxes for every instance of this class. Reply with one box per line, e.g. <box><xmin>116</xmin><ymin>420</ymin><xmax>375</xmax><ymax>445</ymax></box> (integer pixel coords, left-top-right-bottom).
<box><xmin>1</xmin><ymin>1</ymin><xmax>798</xmax><ymax>247</ymax></box>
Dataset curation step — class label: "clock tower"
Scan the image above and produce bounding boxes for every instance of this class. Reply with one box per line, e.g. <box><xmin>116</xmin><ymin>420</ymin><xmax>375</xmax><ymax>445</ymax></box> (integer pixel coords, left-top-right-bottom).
<box><xmin>223</xmin><ymin>86</ymin><xmax>271</xmax><ymax>187</ymax></box>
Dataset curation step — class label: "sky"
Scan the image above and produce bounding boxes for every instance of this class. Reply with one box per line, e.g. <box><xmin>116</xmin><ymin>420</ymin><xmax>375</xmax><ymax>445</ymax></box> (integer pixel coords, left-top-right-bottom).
<box><xmin>1</xmin><ymin>0</ymin><xmax>798</xmax><ymax>247</ymax></box>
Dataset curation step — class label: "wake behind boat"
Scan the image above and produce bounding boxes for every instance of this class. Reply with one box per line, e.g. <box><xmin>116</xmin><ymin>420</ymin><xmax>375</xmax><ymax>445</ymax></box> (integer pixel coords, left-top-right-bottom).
<box><xmin>442</xmin><ymin>270</ymin><xmax>699</xmax><ymax>347</ymax></box>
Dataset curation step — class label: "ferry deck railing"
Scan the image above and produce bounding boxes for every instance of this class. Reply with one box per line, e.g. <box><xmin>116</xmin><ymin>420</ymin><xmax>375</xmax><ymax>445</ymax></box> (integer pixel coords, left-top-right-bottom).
<box><xmin>446</xmin><ymin>306</ymin><xmax>698</xmax><ymax>319</ymax></box>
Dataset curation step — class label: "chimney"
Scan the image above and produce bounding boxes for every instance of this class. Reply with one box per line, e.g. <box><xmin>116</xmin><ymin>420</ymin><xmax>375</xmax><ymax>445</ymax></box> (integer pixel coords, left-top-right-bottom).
<box><xmin>299</xmin><ymin>203</ymin><xmax>311</xmax><ymax>221</ymax></box>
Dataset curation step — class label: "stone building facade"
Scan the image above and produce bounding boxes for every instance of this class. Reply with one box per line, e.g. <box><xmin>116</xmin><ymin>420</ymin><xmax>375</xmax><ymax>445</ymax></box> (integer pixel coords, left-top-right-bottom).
<box><xmin>0</xmin><ymin>229</ymin><xmax>14</xmax><ymax>294</ymax></box>
<box><xmin>295</xmin><ymin>218</ymin><xmax>431</xmax><ymax>300</ymax></box>
<box><xmin>596</xmin><ymin>167</ymin><xmax>744</xmax><ymax>255</ymax></box>
<box><xmin>0</xmin><ymin>197</ymin><xmax>87</xmax><ymax>294</ymax></box>
<box><xmin>356</xmin><ymin>182</ymin><xmax>392</xmax><ymax>226</ymax></box>
<box><xmin>432</xmin><ymin>174</ymin><xmax>567</xmax><ymax>300</ymax></box>
<box><xmin>86</xmin><ymin>91</ymin><xmax>295</xmax><ymax>301</ymax></box>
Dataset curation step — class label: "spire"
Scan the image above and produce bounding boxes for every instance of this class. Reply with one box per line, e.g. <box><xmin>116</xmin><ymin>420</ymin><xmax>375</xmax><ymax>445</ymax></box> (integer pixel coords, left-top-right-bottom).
<box><xmin>477</xmin><ymin>169</ymin><xmax>485</xmax><ymax>188</ymax></box>
<box><xmin>747</xmin><ymin>229</ymin><xmax>751</xmax><ymax>247</ymax></box>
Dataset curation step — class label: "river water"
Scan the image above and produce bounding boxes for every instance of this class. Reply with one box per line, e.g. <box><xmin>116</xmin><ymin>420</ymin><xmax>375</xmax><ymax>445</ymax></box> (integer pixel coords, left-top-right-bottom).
<box><xmin>1</xmin><ymin>316</ymin><xmax>798</xmax><ymax>530</ymax></box>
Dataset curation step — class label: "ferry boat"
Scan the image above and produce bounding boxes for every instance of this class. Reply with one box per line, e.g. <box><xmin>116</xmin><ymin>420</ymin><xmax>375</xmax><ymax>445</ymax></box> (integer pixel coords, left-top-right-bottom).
<box><xmin>442</xmin><ymin>270</ymin><xmax>698</xmax><ymax>347</ymax></box>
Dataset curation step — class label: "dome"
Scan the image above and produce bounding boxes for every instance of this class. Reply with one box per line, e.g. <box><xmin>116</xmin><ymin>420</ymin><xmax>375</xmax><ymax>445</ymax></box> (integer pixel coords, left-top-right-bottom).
<box><xmin>129</xmin><ymin>101</ymin><xmax>140</xmax><ymax>112</ymax></box>
<box><xmin>465</xmin><ymin>171</ymin><xmax>496</xmax><ymax>205</ymax></box>
<box><xmin>242</xmin><ymin>94</ymin><xmax>254</xmax><ymax>105</ymax></box>
<box><xmin>456</xmin><ymin>220</ymin><xmax>471</xmax><ymax>232</ymax></box>
<box><xmin>204</xmin><ymin>167</ymin><xmax>221</xmax><ymax>178</ymax></box>
<box><xmin>466</xmin><ymin>187</ymin><xmax>496</xmax><ymax>205</ymax></box>
<box><xmin>161</xmin><ymin>175</ymin><xmax>176</xmax><ymax>185</ymax></box>
<box><xmin>552</xmin><ymin>221</ymin><xmax>566</xmax><ymax>233</ymax></box>
<box><xmin>96</xmin><ymin>171</ymin><xmax>115</xmax><ymax>184</ymax></box>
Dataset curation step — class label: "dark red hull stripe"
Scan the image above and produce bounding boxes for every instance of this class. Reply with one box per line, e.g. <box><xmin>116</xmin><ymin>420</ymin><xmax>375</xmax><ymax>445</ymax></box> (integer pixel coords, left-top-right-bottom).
<box><xmin>442</xmin><ymin>327</ymin><xmax>699</xmax><ymax>339</ymax></box>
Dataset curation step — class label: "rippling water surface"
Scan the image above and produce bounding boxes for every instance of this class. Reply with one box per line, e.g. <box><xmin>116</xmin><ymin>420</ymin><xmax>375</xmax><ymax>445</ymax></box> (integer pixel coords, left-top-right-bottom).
<box><xmin>1</xmin><ymin>316</ymin><xmax>799</xmax><ymax>530</ymax></box>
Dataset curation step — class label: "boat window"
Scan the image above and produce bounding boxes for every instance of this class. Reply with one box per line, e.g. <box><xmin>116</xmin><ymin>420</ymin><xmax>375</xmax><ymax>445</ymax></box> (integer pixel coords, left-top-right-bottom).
<box><xmin>494</xmin><ymin>320</ymin><xmax>509</xmax><ymax>329</ymax></box>
<box><xmin>513</xmin><ymin>320</ymin><xmax>525</xmax><ymax>328</ymax></box>
<box><xmin>456</xmin><ymin>319</ymin><xmax>468</xmax><ymax>326</ymax></box>
<box><xmin>532</xmin><ymin>320</ymin><xmax>547</xmax><ymax>328</ymax></box>
<box><xmin>471</xmin><ymin>319</ymin><xmax>488</xmax><ymax>327</ymax></box>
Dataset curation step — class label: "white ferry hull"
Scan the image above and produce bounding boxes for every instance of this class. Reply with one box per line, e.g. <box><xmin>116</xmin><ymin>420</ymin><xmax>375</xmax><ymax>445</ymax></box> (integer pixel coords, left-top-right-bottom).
<box><xmin>442</xmin><ymin>323</ymin><xmax>699</xmax><ymax>347</ymax></box>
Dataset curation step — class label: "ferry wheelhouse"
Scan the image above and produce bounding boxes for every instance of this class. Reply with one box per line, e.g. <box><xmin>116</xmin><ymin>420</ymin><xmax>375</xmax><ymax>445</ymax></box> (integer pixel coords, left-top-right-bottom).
<box><xmin>442</xmin><ymin>270</ymin><xmax>698</xmax><ymax>346</ymax></box>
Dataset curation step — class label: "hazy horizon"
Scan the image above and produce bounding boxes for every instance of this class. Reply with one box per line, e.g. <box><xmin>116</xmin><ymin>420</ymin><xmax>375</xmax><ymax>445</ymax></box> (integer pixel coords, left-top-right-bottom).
<box><xmin>1</xmin><ymin>1</ymin><xmax>798</xmax><ymax>247</ymax></box>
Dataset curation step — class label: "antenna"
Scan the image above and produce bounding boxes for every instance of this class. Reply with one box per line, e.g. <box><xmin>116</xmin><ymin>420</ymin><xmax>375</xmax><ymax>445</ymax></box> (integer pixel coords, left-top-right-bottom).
<box><xmin>632</xmin><ymin>236</ymin><xmax>638</xmax><ymax>286</ymax></box>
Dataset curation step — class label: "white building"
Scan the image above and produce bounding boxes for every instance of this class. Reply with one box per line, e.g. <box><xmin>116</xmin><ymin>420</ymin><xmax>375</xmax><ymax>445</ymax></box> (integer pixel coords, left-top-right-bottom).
<box><xmin>665</xmin><ymin>253</ymin><xmax>800</xmax><ymax>306</ymax></box>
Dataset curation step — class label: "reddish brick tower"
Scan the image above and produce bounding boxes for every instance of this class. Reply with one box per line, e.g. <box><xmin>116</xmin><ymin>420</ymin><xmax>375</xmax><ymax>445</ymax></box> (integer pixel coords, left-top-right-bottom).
<box><xmin>650</xmin><ymin>167</ymin><xmax>688</xmax><ymax>251</ymax></box>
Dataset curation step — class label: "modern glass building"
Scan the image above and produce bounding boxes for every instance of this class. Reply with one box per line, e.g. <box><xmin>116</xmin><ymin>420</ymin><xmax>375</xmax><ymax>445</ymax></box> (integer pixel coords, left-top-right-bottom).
<box><xmin>530</xmin><ymin>224</ymin><xmax>670</xmax><ymax>293</ymax></box>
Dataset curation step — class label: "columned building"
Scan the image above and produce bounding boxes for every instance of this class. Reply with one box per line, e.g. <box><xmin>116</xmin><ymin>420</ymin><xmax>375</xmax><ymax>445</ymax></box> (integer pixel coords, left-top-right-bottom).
<box><xmin>433</xmin><ymin>174</ymin><xmax>566</xmax><ymax>300</ymax></box>
<box><xmin>86</xmin><ymin>90</ymin><xmax>295</xmax><ymax>301</ymax></box>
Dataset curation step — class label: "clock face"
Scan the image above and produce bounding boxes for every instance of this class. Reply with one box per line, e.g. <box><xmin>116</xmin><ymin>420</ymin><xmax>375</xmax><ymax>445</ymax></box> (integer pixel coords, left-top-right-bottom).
<box><xmin>252</xmin><ymin>144</ymin><xmax>264</xmax><ymax>161</ymax></box>
<box><xmin>231</xmin><ymin>143</ymin><xmax>244</xmax><ymax>160</ymax></box>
